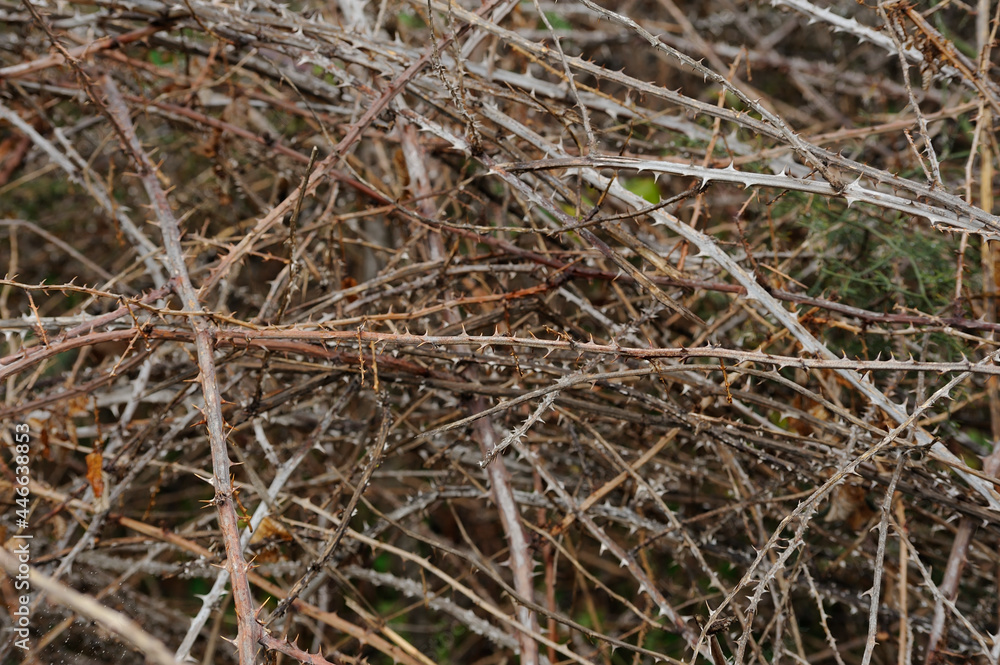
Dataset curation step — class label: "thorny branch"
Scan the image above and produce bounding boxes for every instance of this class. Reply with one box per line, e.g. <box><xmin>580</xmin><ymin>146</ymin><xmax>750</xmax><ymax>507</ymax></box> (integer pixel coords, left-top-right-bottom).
<box><xmin>2</xmin><ymin>1</ymin><xmax>999</xmax><ymax>664</ymax></box>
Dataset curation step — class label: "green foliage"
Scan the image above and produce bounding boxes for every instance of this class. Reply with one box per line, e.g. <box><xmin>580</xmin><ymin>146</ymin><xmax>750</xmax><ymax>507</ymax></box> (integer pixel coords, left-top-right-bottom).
<box><xmin>148</xmin><ymin>49</ymin><xmax>172</xmax><ymax>66</ymax></box>
<box><xmin>433</xmin><ymin>623</ymin><xmax>468</xmax><ymax>664</ymax></box>
<box><xmin>540</xmin><ymin>11</ymin><xmax>573</xmax><ymax>31</ymax></box>
<box><xmin>623</xmin><ymin>176</ymin><xmax>660</xmax><ymax>204</ymax></box>
<box><xmin>770</xmin><ymin>188</ymin><xmax>967</xmax><ymax>359</ymax></box>
<box><xmin>812</xmin><ymin>212</ymin><xmax>957</xmax><ymax>313</ymax></box>
<box><xmin>372</xmin><ymin>551</ymin><xmax>392</xmax><ymax>573</ymax></box>
<box><xmin>397</xmin><ymin>12</ymin><xmax>425</xmax><ymax>29</ymax></box>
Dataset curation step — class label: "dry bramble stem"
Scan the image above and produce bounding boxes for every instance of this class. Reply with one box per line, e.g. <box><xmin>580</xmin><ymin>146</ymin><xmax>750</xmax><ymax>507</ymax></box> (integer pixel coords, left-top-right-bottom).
<box><xmin>3</xmin><ymin>1</ymin><xmax>1000</xmax><ymax>665</ymax></box>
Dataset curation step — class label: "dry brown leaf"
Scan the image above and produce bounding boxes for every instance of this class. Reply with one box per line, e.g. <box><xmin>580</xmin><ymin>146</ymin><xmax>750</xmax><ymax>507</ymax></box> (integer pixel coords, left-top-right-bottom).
<box><xmin>85</xmin><ymin>451</ymin><xmax>105</xmax><ymax>499</ymax></box>
<box><xmin>824</xmin><ymin>482</ymin><xmax>875</xmax><ymax>531</ymax></box>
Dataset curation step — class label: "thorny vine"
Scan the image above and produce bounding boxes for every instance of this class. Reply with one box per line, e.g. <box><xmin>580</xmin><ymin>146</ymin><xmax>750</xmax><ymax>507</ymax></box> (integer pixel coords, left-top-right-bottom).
<box><xmin>1</xmin><ymin>0</ymin><xmax>1000</xmax><ymax>664</ymax></box>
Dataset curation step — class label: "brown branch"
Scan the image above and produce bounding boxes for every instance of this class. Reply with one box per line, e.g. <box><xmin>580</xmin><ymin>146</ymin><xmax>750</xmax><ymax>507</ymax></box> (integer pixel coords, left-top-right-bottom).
<box><xmin>99</xmin><ymin>75</ymin><xmax>261</xmax><ymax>664</ymax></box>
<box><xmin>0</xmin><ymin>24</ymin><xmax>169</xmax><ymax>80</ymax></box>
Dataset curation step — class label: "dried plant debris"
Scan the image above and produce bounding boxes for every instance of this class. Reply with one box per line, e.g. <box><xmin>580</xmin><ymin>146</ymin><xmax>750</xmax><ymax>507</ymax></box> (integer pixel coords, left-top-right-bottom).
<box><xmin>1</xmin><ymin>0</ymin><xmax>999</xmax><ymax>664</ymax></box>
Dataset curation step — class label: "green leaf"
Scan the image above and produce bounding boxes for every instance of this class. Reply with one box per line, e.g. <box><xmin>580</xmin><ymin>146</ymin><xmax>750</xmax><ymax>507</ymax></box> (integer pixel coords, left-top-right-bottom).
<box><xmin>398</xmin><ymin>12</ymin><xmax>425</xmax><ymax>29</ymax></box>
<box><xmin>541</xmin><ymin>11</ymin><xmax>572</xmax><ymax>31</ymax></box>
<box><xmin>148</xmin><ymin>50</ymin><xmax>171</xmax><ymax>66</ymax></box>
<box><xmin>624</xmin><ymin>176</ymin><xmax>660</xmax><ymax>204</ymax></box>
